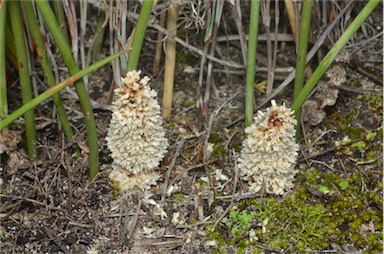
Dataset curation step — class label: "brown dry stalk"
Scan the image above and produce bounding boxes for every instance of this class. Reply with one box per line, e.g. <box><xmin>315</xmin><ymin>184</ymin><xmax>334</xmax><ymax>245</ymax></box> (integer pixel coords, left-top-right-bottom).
<box><xmin>162</xmin><ymin>3</ymin><xmax>178</xmax><ymax>118</ymax></box>
<box><xmin>153</xmin><ymin>11</ymin><xmax>166</xmax><ymax>77</ymax></box>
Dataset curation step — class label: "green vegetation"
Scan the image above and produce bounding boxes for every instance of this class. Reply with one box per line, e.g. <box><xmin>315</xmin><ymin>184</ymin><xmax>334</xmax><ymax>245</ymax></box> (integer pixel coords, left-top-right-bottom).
<box><xmin>226</xmin><ymin>210</ymin><xmax>255</xmax><ymax>237</ymax></box>
<box><xmin>111</xmin><ymin>183</ymin><xmax>121</xmax><ymax>198</ymax></box>
<box><xmin>291</xmin><ymin>0</ymin><xmax>381</xmax><ymax>113</ymax></box>
<box><xmin>293</xmin><ymin>0</ymin><xmax>313</xmax><ymax>134</ymax></box>
<box><xmin>2</xmin><ymin>0</ymin><xmax>154</xmax><ymax>179</ymax></box>
<box><xmin>206</xmin><ymin>91</ymin><xmax>383</xmax><ymax>252</ymax></box>
<box><xmin>207</xmin><ymin>170</ymin><xmax>382</xmax><ymax>253</ymax></box>
<box><xmin>174</xmin><ymin>193</ymin><xmax>185</xmax><ymax>201</ymax></box>
<box><xmin>207</xmin><ymin>197</ymin><xmax>337</xmax><ymax>252</ymax></box>
<box><xmin>244</xmin><ymin>0</ymin><xmax>260</xmax><ymax>127</ymax></box>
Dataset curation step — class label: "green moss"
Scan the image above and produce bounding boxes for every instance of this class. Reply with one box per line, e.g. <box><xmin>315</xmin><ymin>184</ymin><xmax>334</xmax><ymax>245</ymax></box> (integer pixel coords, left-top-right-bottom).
<box><xmin>196</xmin><ymin>179</ymin><xmax>208</xmax><ymax>186</ymax></box>
<box><xmin>213</xmin><ymin>144</ymin><xmax>226</xmax><ymax>156</ymax></box>
<box><xmin>378</xmin><ymin>128</ymin><xmax>383</xmax><ymax>138</ymax></box>
<box><xmin>227</xmin><ymin>210</ymin><xmax>254</xmax><ymax>236</ymax></box>
<box><xmin>343</xmin><ymin>126</ymin><xmax>366</xmax><ymax>140</ymax></box>
<box><xmin>370</xmin><ymin>193</ymin><xmax>382</xmax><ymax>207</ymax></box>
<box><xmin>350</xmin><ymin>140</ymin><xmax>367</xmax><ymax>152</ymax></box>
<box><xmin>111</xmin><ymin>183</ymin><xmax>120</xmax><ymax>197</ymax></box>
<box><xmin>230</xmin><ymin>143</ymin><xmax>241</xmax><ymax>152</ymax></box>
<box><xmin>0</xmin><ymin>231</ymin><xmax>6</xmax><ymax>241</ymax></box>
<box><xmin>205</xmin><ymin>224</ymin><xmax>225</xmax><ymax>246</ymax></box>
<box><xmin>213</xmin><ymin>248</ymin><xmax>227</xmax><ymax>254</ymax></box>
<box><xmin>176</xmin><ymin>51</ymin><xmax>188</xmax><ymax>62</ymax></box>
<box><xmin>209</xmin><ymin>133</ymin><xmax>221</xmax><ymax>144</ymax></box>
<box><xmin>374</xmin><ymin>222</ymin><xmax>383</xmax><ymax>231</ymax></box>
<box><xmin>359</xmin><ymin>93</ymin><xmax>383</xmax><ymax>112</ymax></box>
<box><xmin>294</xmin><ymin>185</ymin><xmax>309</xmax><ymax>201</ymax></box>
<box><xmin>305</xmin><ymin>168</ymin><xmax>322</xmax><ymax>184</ymax></box>
<box><xmin>174</xmin><ymin>193</ymin><xmax>185</xmax><ymax>200</ymax></box>
<box><xmin>330</xmin><ymin>111</ymin><xmax>348</xmax><ymax>128</ymax></box>
<box><xmin>252</xmin><ymin>249</ymin><xmax>263</xmax><ymax>254</ymax></box>
<box><xmin>323</xmin><ymin>172</ymin><xmax>382</xmax><ymax>251</ymax></box>
<box><xmin>207</xmin><ymin>166</ymin><xmax>382</xmax><ymax>252</ymax></box>
<box><xmin>366</xmin><ymin>131</ymin><xmax>377</xmax><ymax>140</ymax></box>
<box><xmin>207</xmin><ymin>197</ymin><xmax>338</xmax><ymax>251</ymax></box>
<box><xmin>366</xmin><ymin>151</ymin><xmax>377</xmax><ymax>160</ymax></box>
<box><xmin>185</xmin><ymin>99</ymin><xmax>196</xmax><ymax>107</ymax></box>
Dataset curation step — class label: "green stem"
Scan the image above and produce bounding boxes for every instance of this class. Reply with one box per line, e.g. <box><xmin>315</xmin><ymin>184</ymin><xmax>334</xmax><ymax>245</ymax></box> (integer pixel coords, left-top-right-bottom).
<box><xmin>0</xmin><ymin>50</ymin><xmax>125</xmax><ymax>131</ymax></box>
<box><xmin>9</xmin><ymin>1</ymin><xmax>38</xmax><ymax>159</ymax></box>
<box><xmin>4</xmin><ymin>10</ymin><xmax>18</xmax><ymax>68</ymax></box>
<box><xmin>23</xmin><ymin>0</ymin><xmax>79</xmax><ymax>156</ymax></box>
<box><xmin>291</xmin><ymin>0</ymin><xmax>381</xmax><ymax>112</ymax></box>
<box><xmin>0</xmin><ymin>1</ymin><xmax>7</xmax><ymax>116</ymax></box>
<box><xmin>245</xmin><ymin>0</ymin><xmax>260</xmax><ymax>127</ymax></box>
<box><xmin>36</xmin><ymin>0</ymin><xmax>99</xmax><ymax>179</ymax></box>
<box><xmin>293</xmin><ymin>0</ymin><xmax>312</xmax><ymax>135</ymax></box>
<box><xmin>53</xmin><ymin>0</ymin><xmax>68</xmax><ymax>41</ymax></box>
<box><xmin>127</xmin><ymin>0</ymin><xmax>154</xmax><ymax>71</ymax></box>
<box><xmin>91</xmin><ymin>10</ymin><xmax>106</xmax><ymax>62</ymax></box>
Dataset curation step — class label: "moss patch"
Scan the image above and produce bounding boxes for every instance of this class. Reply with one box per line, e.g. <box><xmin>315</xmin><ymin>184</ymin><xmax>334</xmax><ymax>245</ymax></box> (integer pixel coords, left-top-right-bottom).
<box><xmin>207</xmin><ymin>177</ymin><xmax>382</xmax><ymax>253</ymax></box>
<box><xmin>206</xmin><ymin>197</ymin><xmax>338</xmax><ymax>253</ymax></box>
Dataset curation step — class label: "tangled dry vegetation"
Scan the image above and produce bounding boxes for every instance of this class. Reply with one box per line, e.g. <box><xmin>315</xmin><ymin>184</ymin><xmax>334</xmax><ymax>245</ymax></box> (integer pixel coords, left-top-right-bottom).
<box><xmin>1</xmin><ymin>1</ymin><xmax>383</xmax><ymax>253</ymax></box>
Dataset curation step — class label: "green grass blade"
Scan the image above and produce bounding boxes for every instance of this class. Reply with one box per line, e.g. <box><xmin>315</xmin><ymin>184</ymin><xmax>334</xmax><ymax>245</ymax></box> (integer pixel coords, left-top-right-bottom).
<box><xmin>291</xmin><ymin>0</ymin><xmax>381</xmax><ymax>113</ymax></box>
<box><xmin>23</xmin><ymin>0</ymin><xmax>78</xmax><ymax>155</ymax></box>
<box><xmin>0</xmin><ymin>1</ymin><xmax>7</xmax><ymax>116</ymax></box>
<box><xmin>245</xmin><ymin>0</ymin><xmax>260</xmax><ymax>127</ymax></box>
<box><xmin>0</xmin><ymin>50</ymin><xmax>125</xmax><ymax>131</ymax></box>
<box><xmin>9</xmin><ymin>1</ymin><xmax>37</xmax><ymax>160</ymax></box>
<box><xmin>36</xmin><ymin>0</ymin><xmax>99</xmax><ymax>179</ymax></box>
<box><xmin>293</xmin><ymin>0</ymin><xmax>312</xmax><ymax>134</ymax></box>
<box><xmin>127</xmin><ymin>0</ymin><xmax>154</xmax><ymax>71</ymax></box>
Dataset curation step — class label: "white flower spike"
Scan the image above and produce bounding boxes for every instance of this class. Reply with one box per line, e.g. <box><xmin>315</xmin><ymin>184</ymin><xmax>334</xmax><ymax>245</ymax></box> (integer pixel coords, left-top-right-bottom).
<box><xmin>238</xmin><ymin>100</ymin><xmax>299</xmax><ymax>195</ymax></box>
<box><xmin>106</xmin><ymin>70</ymin><xmax>168</xmax><ymax>191</ymax></box>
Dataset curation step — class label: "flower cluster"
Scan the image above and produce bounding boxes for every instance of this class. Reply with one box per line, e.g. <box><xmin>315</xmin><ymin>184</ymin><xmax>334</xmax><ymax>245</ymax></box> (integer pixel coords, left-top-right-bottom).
<box><xmin>238</xmin><ymin>100</ymin><xmax>299</xmax><ymax>195</ymax></box>
<box><xmin>106</xmin><ymin>70</ymin><xmax>168</xmax><ymax>191</ymax></box>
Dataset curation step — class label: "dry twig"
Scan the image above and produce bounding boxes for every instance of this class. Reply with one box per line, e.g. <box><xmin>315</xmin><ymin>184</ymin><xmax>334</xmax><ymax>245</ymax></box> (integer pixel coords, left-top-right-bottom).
<box><xmin>211</xmin><ymin>150</ymin><xmax>239</xmax><ymax>231</ymax></box>
<box><xmin>203</xmin><ymin>91</ymin><xmax>241</xmax><ymax>162</ymax></box>
<box><xmin>161</xmin><ymin>138</ymin><xmax>186</xmax><ymax>204</ymax></box>
<box><xmin>0</xmin><ymin>194</ymin><xmax>67</xmax><ymax>213</ymax></box>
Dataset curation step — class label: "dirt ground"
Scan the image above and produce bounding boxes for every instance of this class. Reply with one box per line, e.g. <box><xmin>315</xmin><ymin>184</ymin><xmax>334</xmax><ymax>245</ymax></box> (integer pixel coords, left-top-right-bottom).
<box><xmin>1</xmin><ymin>2</ymin><xmax>383</xmax><ymax>254</ymax></box>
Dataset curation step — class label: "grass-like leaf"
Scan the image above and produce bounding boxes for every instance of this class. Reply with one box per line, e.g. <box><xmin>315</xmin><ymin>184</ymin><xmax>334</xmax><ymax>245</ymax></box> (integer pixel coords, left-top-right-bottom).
<box><xmin>23</xmin><ymin>0</ymin><xmax>79</xmax><ymax>156</ymax></box>
<box><xmin>245</xmin><ymin>0</ymin><xmax>261</xmax><ymax>127</ymax></box>
<box><xmin>127</xmin><ymin>0</ymin><xmax>154</xmax><ymax>71</ymax></box>
<box><xmin>291</xmin><ymin>0</ymin><xmax>381</xmax><ymax>112</ymax></box>
<box><xmin>0</xmin><ymin>2</ymin><xmax>7</xmax><ymax>116</ymax></box>
<box><xmin>0</xmin><ymin>50</ymin><xmax>126</xmax><ymax>131</ymax></box>
<box><xmin>9</xmin><ymin>1</ymin><xmax>37</xmax><ymax>159</ymax></box>
<box><xmin>293</xmin><ymin>0</ymin><xmax>313</xmax><ymax>135</ymax></box>
<box><xmin>36</xmin><ymin>0</ymin><xmax>99</xmax><ymax>179</ymax></box>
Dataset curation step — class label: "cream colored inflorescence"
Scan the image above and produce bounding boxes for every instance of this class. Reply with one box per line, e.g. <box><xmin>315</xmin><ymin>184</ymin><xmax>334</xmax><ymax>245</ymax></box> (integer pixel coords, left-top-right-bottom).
<box><xmin>238</xmin><ymin>100</ymin><xmax>299</xmax><ymax>195</ymax></box>
<box><xmin>106</xmin><ymin>70</ymin><xmax>168</xmax><ymax>191</ymax></box>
